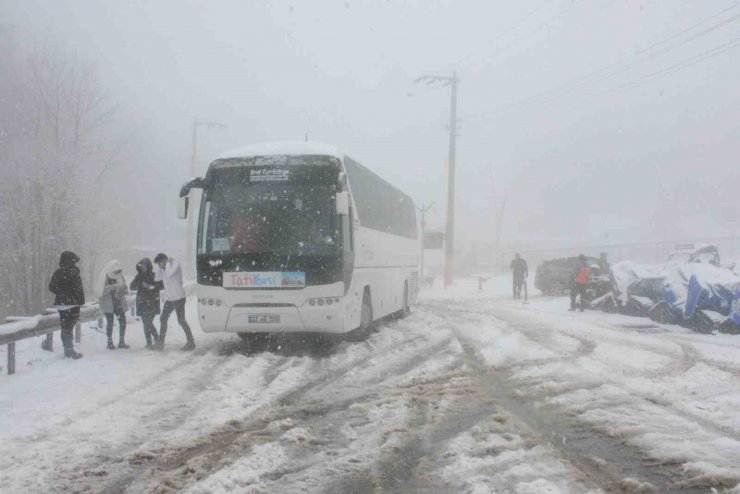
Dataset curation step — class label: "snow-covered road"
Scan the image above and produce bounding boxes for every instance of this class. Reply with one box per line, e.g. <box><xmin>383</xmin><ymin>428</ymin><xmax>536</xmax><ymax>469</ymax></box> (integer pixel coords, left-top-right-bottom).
<box><xmin>1</xmin><ymin>278</ymin><xmax>739</xmax><ymax>493</ymax></box>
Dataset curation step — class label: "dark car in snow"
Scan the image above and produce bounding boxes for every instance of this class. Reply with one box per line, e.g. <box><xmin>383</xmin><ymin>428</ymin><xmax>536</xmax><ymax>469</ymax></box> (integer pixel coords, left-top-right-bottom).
<box><xmin>535</xmin><ymin>255</ymin><xmax>604</xmax><ymax>296</ymax></box>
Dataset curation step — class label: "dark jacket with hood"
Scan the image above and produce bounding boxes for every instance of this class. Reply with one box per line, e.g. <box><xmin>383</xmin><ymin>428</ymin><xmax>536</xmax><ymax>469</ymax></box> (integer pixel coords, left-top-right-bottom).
<box><xmin>49</xmin><ymin>251</ymin><xmax>85</xmax><ymax>306</ymax></box>
<box><xmin>129</xmin><ymin>258</ymin><xmax>163</xmax><ymax>316</ymax></box>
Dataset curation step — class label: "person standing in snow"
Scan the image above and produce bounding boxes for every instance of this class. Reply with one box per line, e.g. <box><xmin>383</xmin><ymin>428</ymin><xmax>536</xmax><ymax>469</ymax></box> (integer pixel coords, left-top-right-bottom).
<box><xmin>152</xmin><ymin>253</ymin><xmax>195</xmax><ymax>351</ymax></box>
<box><xmin>48</xmin><ymin>251</ymin><xmax>85</xmax><ymax>359</ymax></box>
<box><xmin>598</xmin><ymin>252</ymin><xmax>619</xmax><ymax>296</ymax></box>
<box><xmin>129</xmin><ymin>258</ymin><xmax>163</xmax><ymax>348</ymax></box>
<box><xmin>570</xmin><ymin>254</ymin><xmax>591</xmax><ymax>312</ymax></box>
<box><xmin>510</xmin><ymin>253</ymin><xmax>528</xmax><ymax>300</ymax></box>
<box><xmin>98</xmin><ymin>261</ymin><xmax>130</xmax><ymax>349</ymax></box>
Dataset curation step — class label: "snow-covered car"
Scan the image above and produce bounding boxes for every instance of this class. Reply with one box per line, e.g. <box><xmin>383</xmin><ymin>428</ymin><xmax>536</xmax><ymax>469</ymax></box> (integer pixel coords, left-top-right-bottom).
<box><xmin>535</xmin><ymin>256</ymin><xmax>600</xmax><ymax>296</ymax></box>
<box><xmin>667</xmin><ymin>244</ymin><xmax>720</xmax><ymax>266</ymax></box>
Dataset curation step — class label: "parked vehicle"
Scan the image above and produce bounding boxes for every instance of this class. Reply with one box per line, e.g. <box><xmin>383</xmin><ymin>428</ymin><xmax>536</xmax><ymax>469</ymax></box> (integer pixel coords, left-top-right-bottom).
<box><xmin>667</xmin><ymin>244</ymin><xmax>720</xmax><ymax>266</ymax></box>
<box><xmin>535</xmin><ymin>256</ymin><xmax>601</xmax><ymax>296</ymax></box>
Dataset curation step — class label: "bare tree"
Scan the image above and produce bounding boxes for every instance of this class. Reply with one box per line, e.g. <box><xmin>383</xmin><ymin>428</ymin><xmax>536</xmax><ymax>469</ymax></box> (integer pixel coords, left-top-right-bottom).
<box><xmin>0</xmin><ymin>30</ymin><xmax>116</xmax><ymax>319</ymax></box>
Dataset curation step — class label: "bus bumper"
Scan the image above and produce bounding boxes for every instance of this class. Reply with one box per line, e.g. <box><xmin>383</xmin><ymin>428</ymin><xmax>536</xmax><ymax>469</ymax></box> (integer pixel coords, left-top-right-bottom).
<box><xmin>199</xmin><ymin>302</ymin><xmax>346</xmax><ymax>334</ymax></box>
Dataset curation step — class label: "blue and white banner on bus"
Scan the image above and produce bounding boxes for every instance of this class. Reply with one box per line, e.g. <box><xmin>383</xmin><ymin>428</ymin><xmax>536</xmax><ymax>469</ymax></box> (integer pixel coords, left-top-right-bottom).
<box><xmin>224</xmin><ymin>271</ymin><xmax>306</xmax><ymax>288</ymax></box>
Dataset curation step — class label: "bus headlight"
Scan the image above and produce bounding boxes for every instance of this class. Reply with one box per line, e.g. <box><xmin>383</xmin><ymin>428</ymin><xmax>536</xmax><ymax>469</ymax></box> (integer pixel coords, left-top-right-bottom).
<box><xmin>305</xmin><ymin>297</ymin><xmax>340</xmax><ymax>307</ymax></box>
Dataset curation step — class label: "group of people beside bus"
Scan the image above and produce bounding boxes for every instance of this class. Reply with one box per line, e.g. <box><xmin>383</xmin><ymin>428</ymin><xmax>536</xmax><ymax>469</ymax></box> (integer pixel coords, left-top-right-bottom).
<box><xmin>48</xmin><ymin>251</ymin><xmax>195</xmax><ymax>360</ymax></box>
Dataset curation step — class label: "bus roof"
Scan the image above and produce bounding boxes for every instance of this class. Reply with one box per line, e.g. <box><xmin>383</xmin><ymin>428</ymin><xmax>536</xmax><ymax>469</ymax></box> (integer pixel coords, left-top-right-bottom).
<box><xmin>218</xmin><ymin>141</ymin><xmax>343</xmax><ymax>160</ymax></box>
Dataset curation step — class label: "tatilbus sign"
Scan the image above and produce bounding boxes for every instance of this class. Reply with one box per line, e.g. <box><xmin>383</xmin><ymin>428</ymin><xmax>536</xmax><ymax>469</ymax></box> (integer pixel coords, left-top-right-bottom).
<box><xmin>224</xmin><ymin>271</ymin><xmax>306</xmax><ymax>288</ymax></box>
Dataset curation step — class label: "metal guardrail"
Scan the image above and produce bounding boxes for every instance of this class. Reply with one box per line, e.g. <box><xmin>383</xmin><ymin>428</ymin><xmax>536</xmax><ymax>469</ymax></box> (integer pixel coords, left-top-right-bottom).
<box><xmin>1</xmin><ymin>296</ymin><xmax>136</xmax><ymax>375</ymax></box>
<box><xmin>1</xmin><ymin>282</ymin><xmax>196</xmax><ymax>376</ymax></box>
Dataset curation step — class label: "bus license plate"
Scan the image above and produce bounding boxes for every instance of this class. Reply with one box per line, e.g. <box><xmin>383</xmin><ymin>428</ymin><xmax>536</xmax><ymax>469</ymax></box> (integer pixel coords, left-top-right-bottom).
<box><xmin>248</xmin><ymin>314</ymin><xmax>280</xmax><ymax>324</ymax></box>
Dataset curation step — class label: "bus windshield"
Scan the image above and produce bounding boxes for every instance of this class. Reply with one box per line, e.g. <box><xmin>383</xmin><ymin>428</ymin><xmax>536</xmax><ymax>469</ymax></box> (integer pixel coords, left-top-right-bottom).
<box><xmin>199</xmin><ymin>164</ymin><xmax>338</xmax><ymax>257</ymax></box>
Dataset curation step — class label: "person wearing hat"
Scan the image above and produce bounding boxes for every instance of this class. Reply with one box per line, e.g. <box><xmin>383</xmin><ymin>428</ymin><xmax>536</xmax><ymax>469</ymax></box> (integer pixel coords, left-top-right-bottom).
<box><xmin>152</xmin><ymin>253</ymin><xmax>195</xmax><ymax>351</ymax></box>
<box><xmin>48</xmin><ymin>251</ymin><xmax>85</xmax><ymax>359</ymax></box>
<box><xmin>98</xmin><ymin>260</ymin><xmax>130</xmax><ymax>349</ymax></box>
<box><xmin>129</xmin><ymin>258</ymin><xmax>163</xmax><ymax>348</ymax></box>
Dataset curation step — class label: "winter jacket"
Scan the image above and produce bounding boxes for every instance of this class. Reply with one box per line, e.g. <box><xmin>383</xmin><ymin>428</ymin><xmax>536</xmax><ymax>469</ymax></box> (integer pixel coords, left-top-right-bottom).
<box><xmin>129</xmin><ymin>258</ymin><xmax>163</xmax><ymax>316</ymax></box>
<box><xmin>98</xmin><ymin>260</ymin><xmax>129</xmax><ymax>313</ymax></box>
<box><xmin>510</xmin><ymin>258</ymin><xmax>528</xmax><ymax>279</ymax></box>
<box><xmin>48</xmin><ymin>251</ymin><xmax>85</xmax><ymax>306</ymax></box>
<box><xmin>575</xmin><ymin>267</ymin><xmax>592</xmax><ymax>285</ymax></box>
<box><xmin>155</xmin><ymin>258</ymin><xmax>187</xmax><ymax>301</ymax></box>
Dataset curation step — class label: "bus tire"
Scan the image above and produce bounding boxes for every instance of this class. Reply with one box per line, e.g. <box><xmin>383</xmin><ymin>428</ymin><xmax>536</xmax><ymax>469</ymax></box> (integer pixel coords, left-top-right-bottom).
<box><xmin>347</xmin><ymin>290</ymin><xmax>373</xmax><ymax>341</ymax></box>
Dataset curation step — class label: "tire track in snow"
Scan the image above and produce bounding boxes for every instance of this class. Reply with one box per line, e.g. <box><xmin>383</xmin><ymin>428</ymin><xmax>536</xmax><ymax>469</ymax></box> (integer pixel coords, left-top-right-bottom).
<box><xmin>93</xmin><ymin>323</ymin><xmax>456</xmax><ymax>493</ymax></box>
<box><xmin>419</xmin><ymin>299</ymin><xmax>719</xmax><ymax>493</ymax></box>
<box><xmin>487</xmin><ymin>301</ymin><xmax>740</xmax><ymax>448</ymax></box>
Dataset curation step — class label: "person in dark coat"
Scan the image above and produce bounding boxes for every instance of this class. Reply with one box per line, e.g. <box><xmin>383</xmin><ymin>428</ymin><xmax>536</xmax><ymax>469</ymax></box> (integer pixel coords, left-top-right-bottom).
<box><xmin>48</xmin><ymin>251</ymin><xmax>85</xmax><ymax>359</ymax></box>
<box><xmin>129</xmin><ymin>258</ymin><xmax>163</xmax><ymax>348</ymax></box>
<box><xmin>510</xmin><ymin>253</ymin><xmax>528</xmax><ymax>300</ymax></box>
<box><xmin>598</xmin><ymin>252</ymin><xmax>620</xmax><ymax>296</ymax></box>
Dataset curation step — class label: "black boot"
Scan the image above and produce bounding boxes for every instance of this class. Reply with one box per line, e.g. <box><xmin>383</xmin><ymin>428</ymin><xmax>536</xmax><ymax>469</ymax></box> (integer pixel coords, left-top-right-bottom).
<box><xmin>181</xmin><ymin>340</ymin><xmax>196</xmax><ymax>351</ymax></box>
<box><xmin>107</xmin><ymin>339</ymin><xmax>116</xmax><ymax>350</ymax></box>
<box><xmin>118</xmin><ymin>326</ymin><xmax>129</xmax><ymax>349</ymax></box>
<box><xmin>64</xmin><ymin>347</ymin><xmax>83</xmax><ymax>359</ymax></box>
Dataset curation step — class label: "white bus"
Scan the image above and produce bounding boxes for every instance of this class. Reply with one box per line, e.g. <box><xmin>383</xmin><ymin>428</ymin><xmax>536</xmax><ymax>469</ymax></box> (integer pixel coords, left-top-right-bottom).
<box><xmin>178</xmin><ymin>141</ymin><xmax>419</xmax><ymax>341</ymax></box>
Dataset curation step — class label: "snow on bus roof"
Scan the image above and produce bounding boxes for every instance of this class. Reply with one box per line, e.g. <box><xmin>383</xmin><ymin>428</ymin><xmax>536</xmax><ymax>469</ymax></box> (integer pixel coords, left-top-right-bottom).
<box><xmin>218</xmin><ymin>141</ymin><xmax>343</xmax><ymax>160</ymax></box>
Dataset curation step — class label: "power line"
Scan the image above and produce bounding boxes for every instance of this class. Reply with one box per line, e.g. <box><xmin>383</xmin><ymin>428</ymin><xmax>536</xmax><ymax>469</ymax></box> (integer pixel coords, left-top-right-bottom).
<box><xmin>487</xmin><ymin>0</ymin><xmax>553</xmax><ymax>46</ymax></box>
<box><xmin>598</xmin><ymin>7</ymin><xmax>740</xmax><ymax>80</ymax></box>
<box><xmin>610</xmin><ymin>35</ymin><xmax>740</xmax><ymax>92</ymax></box>
<box><xmin>487</xmin><ymin>2</ymin><xmax>740</xmax><ymax>116</ymax></box>
<box><xmin>488</xmin><ymin>0</ymin><xmax>577</xmax><ymax>63</ymax></box>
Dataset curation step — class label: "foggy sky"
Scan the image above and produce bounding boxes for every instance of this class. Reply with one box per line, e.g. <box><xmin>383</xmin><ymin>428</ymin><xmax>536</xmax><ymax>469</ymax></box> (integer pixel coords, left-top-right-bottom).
<box><xmin>3</xmin><ymin>0</ymin><xmax>739</xmax><ymax>254</ymax></box>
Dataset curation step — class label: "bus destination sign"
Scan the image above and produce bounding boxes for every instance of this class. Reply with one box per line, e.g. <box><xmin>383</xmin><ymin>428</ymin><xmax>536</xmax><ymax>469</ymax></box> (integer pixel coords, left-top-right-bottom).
<box><xmin>224</xmin><ymin>271</ymin><xmax>306</xmax><ymax>288</ymax></box>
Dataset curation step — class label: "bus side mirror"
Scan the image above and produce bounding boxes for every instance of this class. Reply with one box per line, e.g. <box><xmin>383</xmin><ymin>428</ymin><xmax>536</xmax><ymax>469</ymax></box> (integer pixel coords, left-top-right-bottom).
<box><xmin>178</xmin><ymin>177</ymin><xmax>205</xmax><ymax>219</ymax></box>
<box><xmin>177</xmin><ymin>196</ymin><xmax>189</xmax><ymax>219</ymax></box>
<box><xmin>336</xmin><ymin>191</ymin><xmax>350</xmax><ymax>216</ymax></box>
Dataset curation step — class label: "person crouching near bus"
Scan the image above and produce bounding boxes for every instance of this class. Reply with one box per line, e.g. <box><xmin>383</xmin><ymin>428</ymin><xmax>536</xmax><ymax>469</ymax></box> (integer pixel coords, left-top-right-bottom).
<box><xmin>129</xmin><ymin>258</ymin><xmax>163</xmax><ymax>348</ymax></box>
<box><xmin>48</xmin><ymin>251</ymin><xmax>85</xmax><ymax>359</ymax></box>
<box><xmin>569</xmin><ymin>254</ymin><xmax>591</xmax><ymax>312</ymax></box>
<box><xmin>152</xmin><ymin>253</ymin><xmax>195</xmax><ymax>351</ymax></box>
<box><xmin>98</xmin><ymin>260</ymin><xmax>130</xmax><ymax>350</ymax></box>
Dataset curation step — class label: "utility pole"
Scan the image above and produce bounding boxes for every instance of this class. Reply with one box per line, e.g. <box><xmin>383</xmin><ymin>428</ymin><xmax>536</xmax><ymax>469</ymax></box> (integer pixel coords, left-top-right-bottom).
<box><xmin>187</xmin><ymin>119</ymin><xmax>225</xmax><ymax>278</ymax></box>
<box><xmin>416</xmin><ymin>202</ymin><xmax>435</xmax><ymax>281</ymax></box>
<box><xmin>414</xmin><ymin>72</ymin><xmax>460</xmax><ymax>287</ymax></box>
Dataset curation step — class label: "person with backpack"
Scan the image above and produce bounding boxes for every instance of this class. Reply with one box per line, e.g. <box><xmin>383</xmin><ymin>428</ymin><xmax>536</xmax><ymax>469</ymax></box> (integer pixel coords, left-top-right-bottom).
<box><xmin>98</xmin><ymin>260</ymin><xmax>130</xmax><ymax>350</ymax></box>
<box><xmin>48</xmin><ymin>251</ymin><xmax>85</xmax><ymax>359</ymax></box>
<box><xmin>152</xmin><ymin>253</ymin><xmax>195</xmax><ymax>351</ymax></box>
<box><xmin>570</xmin><ymin>254</ymin><xmax>591</xmax><ymax>312</ymax></box>
<box><xmin>129</xmin><ymin>258</ymin><xmax>163</xmax><ymax>348</ymax></box>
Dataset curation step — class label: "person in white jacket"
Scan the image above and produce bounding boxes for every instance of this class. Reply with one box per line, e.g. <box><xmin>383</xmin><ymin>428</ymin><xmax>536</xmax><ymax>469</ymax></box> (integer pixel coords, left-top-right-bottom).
<box><xmin>152</xmin><ymin>253</ymin><xmax>195</xmax><ymax>351</ymax></box>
